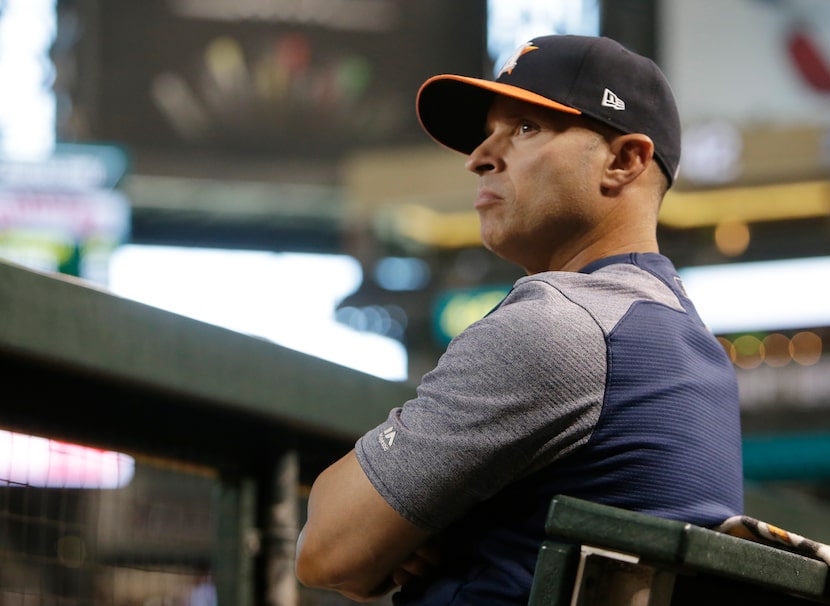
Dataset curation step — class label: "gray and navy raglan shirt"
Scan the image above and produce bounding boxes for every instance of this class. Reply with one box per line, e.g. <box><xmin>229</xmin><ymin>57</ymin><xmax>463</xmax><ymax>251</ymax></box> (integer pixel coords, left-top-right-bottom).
<box><xmin>355</xmin><ymin>252</ymin><xmax>744</xmax><ymax>606</ymax></box>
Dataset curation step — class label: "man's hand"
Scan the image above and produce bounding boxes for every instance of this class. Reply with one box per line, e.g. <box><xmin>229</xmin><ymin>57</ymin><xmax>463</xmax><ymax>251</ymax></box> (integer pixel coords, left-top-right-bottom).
<box><xmin>391</xmin><ymin>539</ymin><xmax>444</xmax><ymax>586</ymax></box>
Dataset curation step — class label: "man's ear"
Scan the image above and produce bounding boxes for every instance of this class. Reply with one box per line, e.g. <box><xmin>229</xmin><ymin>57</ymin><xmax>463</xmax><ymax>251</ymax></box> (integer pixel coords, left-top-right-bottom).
<box><xmin>601</xmin><ymin>133</ymin><xmax>655</xmax><ymax>189</ymax></box>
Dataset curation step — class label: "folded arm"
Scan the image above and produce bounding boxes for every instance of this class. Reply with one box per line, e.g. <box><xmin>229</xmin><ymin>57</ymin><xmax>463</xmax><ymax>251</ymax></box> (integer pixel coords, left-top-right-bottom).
<box><xmin>295</xmin><ymin>449</ymin><xmax>434</xmax><ymax>602</ymax></box>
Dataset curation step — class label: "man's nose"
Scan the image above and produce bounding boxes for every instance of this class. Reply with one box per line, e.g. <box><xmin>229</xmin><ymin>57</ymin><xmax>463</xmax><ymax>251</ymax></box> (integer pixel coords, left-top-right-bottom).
<box><xmin>465</xmin><ymin>133</ymin><xmax>503</xmax><ymax>175</ymax></box>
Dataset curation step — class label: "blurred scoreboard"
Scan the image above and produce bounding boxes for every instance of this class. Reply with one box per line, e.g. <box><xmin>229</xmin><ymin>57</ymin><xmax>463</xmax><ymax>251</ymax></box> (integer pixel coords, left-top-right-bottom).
<box><xmin>85</xmin><ymin>0</ymin><xmax>486</xmax><ymax>159</ymax></box>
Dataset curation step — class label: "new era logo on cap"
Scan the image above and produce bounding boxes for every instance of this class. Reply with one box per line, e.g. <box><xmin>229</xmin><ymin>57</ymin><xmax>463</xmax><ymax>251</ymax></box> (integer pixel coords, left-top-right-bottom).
<box><xmin>601</xmin><ymin>88</ymin><xmax>625</xmax><ymax>110</ymax></box>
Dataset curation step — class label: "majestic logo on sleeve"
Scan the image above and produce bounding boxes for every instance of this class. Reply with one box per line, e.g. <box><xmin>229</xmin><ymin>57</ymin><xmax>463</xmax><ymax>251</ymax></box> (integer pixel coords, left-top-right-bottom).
<box><xmin>498</xmin><ymin>42</ymin><xmax>540</xmax><ymax>77</ymax></box>
<box><xmin>378</xmin><ymin>426</ymin><xmax>397</xmax><ymax>451</ymax></box>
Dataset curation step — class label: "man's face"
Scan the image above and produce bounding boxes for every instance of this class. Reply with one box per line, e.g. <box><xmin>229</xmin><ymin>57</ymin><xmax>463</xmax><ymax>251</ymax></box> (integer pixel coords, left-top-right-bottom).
<box><xmin>465</xmin><ymin>96</ymin><xmax>609</xmax><ymax>274</ymax></box>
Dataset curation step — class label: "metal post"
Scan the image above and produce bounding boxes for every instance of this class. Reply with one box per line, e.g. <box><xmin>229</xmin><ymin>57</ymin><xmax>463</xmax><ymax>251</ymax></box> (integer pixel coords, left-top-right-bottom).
<box><xmin>264</xmin><ymin>450</ymin><xmax>300</xmax><ymax>606</ymax></box>
<box><xmin>216</xmin><ymin>474</ymin><xmax>257</xmax><ymax>606</ymax></box>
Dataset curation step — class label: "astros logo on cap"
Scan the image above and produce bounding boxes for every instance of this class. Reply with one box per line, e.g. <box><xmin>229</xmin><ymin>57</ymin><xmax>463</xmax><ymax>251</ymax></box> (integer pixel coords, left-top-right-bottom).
<box><xmin>498</xmin><ymin>42</ymin><xmax>539</xmax><ymax>77</ymax></box>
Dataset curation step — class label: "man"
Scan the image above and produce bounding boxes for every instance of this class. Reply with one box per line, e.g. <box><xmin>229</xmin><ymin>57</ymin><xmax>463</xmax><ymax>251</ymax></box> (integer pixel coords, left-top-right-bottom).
<box><xmin>296</xmin><ymin>35</ymin><xmax>743</xmax><ymax>605</ymax></box>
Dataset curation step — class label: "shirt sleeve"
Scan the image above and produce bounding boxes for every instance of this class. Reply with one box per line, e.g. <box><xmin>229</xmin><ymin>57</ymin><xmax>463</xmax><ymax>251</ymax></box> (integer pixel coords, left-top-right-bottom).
<box><xmin>354</xmin><ymin>279</ymin><xmax>607</xmax><ymax>532</ymax></box>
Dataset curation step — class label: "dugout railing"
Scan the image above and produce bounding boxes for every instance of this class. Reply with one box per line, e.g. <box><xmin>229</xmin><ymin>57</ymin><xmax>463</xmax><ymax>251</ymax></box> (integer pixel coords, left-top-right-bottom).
<box><xmin>0</xmin><ymin>259</ymin><xmax>413</xmax><ymax>605</ymax></box>
<box><xmin>530</xmin><ymin>495</ymin><xmax>830</xmax><ymax>606</ymax></box>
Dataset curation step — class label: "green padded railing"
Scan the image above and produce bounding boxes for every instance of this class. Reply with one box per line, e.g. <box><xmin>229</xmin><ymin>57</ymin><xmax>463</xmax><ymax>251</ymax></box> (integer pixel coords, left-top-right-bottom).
<box><xmin>529</xmin><ymin>495</ymin><xmax>830</xmax><ymax>606</ymax></box>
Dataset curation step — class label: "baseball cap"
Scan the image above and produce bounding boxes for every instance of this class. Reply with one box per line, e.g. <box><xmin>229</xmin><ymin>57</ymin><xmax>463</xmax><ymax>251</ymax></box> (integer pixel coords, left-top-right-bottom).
<box><xmin>416</xmin><ymin>35</ymin><xmax>681</xmax><ymax>186</ymax></box>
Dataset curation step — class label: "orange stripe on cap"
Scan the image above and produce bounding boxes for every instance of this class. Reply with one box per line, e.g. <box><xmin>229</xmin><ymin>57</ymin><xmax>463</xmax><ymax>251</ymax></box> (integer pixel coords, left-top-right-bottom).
<box><xmin>417</xmin><ymin>74</ymin><xmax>583</xmax><ymax>117</ymax></box>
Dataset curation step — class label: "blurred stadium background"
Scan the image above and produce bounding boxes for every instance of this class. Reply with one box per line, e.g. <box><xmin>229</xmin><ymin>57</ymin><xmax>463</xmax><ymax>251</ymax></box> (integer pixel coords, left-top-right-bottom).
<box><xmin>2</xmin><ymin>0</ymin><xmax>830</xmax><ymax>604</ymax></box>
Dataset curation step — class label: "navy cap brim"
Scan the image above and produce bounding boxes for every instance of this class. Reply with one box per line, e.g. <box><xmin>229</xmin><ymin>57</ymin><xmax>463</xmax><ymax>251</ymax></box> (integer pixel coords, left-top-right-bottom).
<box><xmin>416</xmin><ymin>74</ymin><xmax>582</xmax><ymax>155</ymax></box>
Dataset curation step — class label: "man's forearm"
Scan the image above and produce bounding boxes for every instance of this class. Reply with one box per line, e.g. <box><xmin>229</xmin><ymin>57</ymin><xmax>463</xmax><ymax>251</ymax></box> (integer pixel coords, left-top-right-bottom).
<box><xmin>295</xmin><ymin>450</ymin><xmax>433</xmax><ymax>599</ymax></box>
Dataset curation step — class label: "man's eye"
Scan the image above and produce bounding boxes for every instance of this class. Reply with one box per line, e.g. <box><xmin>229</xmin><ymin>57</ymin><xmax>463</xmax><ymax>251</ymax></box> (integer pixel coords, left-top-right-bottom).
<box><xmin>518</xmin><ymin>122</ymin><xmax>537</xmax><ymax>134</ymax></box>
